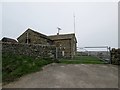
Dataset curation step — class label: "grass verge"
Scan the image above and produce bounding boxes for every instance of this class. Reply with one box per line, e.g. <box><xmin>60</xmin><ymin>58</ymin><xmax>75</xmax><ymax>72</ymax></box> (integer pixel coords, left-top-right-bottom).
<box><xmin>2</xmin><ymin>53</ymin><xmax>53</xmax><ymax>84</ymax></box>
<box><xmin>59</xmin><ymin>56</ymin><xmax>105</xmax><ymax>64</ymax></box>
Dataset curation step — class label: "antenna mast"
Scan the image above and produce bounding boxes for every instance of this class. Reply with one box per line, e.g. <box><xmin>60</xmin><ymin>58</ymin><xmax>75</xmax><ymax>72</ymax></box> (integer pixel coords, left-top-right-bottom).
<box><xmin>73</xmin><ymin>12</ymin><xmax>76</xmax><ymax>34</ymax></box>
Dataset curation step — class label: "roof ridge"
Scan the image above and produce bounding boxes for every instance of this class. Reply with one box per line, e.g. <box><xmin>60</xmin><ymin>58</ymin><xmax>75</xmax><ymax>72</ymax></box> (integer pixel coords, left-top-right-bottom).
<box><xmin>27</xmin><ymin>28</ymin><xmax>52</xmax><ymax>40</ymax></box>
<box><xmin>49</xmin><ymin>33</ymin><xmax>75</xmax><ymax>36</ymax></box>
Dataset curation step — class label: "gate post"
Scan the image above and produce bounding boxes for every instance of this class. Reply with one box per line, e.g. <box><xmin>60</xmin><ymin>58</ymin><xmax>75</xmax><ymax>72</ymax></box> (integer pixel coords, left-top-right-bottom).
<box><xmin>56</xmin><ymin>47</ymin><xmax>58</xmax><ymax>59</ymax></box>
<box><xmin>108</xmin><ymin>47</ymin><xmax>112</xmax><ymax>64</ymax></box>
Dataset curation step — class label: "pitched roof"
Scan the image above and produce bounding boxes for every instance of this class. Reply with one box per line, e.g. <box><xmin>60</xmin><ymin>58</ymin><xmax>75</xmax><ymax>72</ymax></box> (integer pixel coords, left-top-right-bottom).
<box><xmin>17</xmin><ymin>28</ymin><xmax>52</xmax><ymax>41</ymax></box>
<box><xmin>17</xmin><ymin>28</ymin><xmax>77</xmax><ymax>43</ymax></box>
<box><xmin>1</xmin><ymin>37</ymin><xmax>17</xmax><ymax>43</ymax></box>
<box><xmin>48</xmin><ymin>33</ymin><xmax>77</xmax><ymax>43</ymax></box>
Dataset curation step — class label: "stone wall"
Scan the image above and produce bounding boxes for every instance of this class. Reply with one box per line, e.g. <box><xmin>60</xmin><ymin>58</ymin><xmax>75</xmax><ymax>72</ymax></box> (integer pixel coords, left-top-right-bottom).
<box><xmin>2</xmin><ymin>42</ymin><xmax>56</xmax><ymax>59</ymax></box>
<box><xmin>111</xmin><ymin>48</ymin><xmax>120</xmax><ymax>65</ymax></box>
<box><xmin>53</xmin><ymin>39</ymin><xmax>72</xmax><ymax>58</ymax></box>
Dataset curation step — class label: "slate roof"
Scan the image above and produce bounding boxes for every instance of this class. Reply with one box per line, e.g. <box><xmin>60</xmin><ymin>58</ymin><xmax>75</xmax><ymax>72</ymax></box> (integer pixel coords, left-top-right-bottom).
<box><xmin>1</xmin><ymin>37</ymin><xmax>17</xmax><ymax>43</ymax></box>
<box><xmin>48</xmin><ymin>33</ymin><xmax>77</xmax><ymax>43</ymax></box>
<box><xmin>17</xmin><ymin>28</ymin><xmax>52</xmax><ymax>41</ymax></box>
<box><xmin>17</xmin><ymin>28</ymin><xmax>77</xmax><ymax>43</ymax></box>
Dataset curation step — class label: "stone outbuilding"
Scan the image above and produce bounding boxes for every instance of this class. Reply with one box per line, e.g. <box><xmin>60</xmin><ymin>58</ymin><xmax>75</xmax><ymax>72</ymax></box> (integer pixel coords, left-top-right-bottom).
<box><xmin>48</xmin><ymin>33</ymin><xmax>77</xmax><ymax>58</ymax></box>
<box><xmin>1</xmin><ymin>37</ymin><xmax>17</xmax><ymax>43</ymax></box>
<box><xmin>17</xmin><ymin>28</ymin><xmax>53</xmax><ymax>45</ymax></box>
<box><xmin>17</xmin><ymin>28</ymin><xmax>77</xmax><ymax>58</ymax></box>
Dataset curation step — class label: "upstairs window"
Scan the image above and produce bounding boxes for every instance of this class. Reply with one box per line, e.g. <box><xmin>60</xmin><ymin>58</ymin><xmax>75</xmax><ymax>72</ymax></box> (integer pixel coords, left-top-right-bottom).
<box><xmin>25</xmin><ymin>39</ymin><xmax>31</xmax><ymax>44</ymax></box>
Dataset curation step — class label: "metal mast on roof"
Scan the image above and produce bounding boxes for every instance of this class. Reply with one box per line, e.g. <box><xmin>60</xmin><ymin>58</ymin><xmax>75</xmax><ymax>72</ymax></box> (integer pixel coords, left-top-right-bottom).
<box><xmin>73</xmin><ymin>12</ymin><xmax>76</xmax><ymax>34</ymax></box>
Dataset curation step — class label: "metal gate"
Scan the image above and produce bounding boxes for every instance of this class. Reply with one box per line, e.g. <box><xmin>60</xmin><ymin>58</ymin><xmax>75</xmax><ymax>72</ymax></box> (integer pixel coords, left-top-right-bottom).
<box><xmin>77</xmin><ymin>46</ymin><xmax>111</xmax><ymax>64</ymax></box>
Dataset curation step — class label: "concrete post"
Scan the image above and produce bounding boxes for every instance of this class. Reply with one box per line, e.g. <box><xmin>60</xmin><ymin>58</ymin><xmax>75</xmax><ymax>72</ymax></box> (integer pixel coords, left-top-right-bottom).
<box><xmin>56</xmin><ymin>47</ymin><xmax>58</xmax><ymax>59</ymax></box>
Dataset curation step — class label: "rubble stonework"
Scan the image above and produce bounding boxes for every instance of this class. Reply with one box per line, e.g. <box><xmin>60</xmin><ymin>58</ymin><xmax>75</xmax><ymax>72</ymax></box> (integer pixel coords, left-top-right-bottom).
<box><xmin>111</xmin><ymin>48</ymin><xmax>120</xmax><ymax>65</ymax></box>
<box><xmin>2</xmin><ymin>28</ymin><xmax>77</xmax><ymax>59</ymax></box>
<box><xmin>17</xmin><ymin>28</ymin><xmax>77</xmax><ymax>58</ymax></box>
<box><xmin>2</xmin><ymin>42</ymin><xmax>56</xmax><ymax>59</ymax></box>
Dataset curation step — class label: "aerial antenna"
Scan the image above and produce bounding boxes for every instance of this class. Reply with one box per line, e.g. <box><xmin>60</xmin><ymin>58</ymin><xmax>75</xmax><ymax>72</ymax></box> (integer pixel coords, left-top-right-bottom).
<box><xmin>57</xmin><ymin>27</ymin><xmax>61</xmax><ymax>35</ymax></box>
<box><xmin>73</xmin><ymin>12</ymin><xmax>76</xmax><ymax>34</ymax></box>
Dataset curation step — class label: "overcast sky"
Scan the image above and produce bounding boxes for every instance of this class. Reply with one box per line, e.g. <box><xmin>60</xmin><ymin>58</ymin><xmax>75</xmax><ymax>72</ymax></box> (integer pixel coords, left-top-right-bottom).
<box><xmin>1</xmin><ymin>2</ymin><xmax>118</xmax><ymax>50</ymax></box>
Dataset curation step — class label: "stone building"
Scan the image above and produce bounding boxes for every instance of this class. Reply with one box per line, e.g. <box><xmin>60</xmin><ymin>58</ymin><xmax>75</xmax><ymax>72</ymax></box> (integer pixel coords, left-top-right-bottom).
<box><xmin>1</xmin><ymin>37</ymin><xmax>17</xmax><ymax>43</ymax></box>
<box><xmin>48</xmin><ymin>33</ymin><xmax>77</xmax><ymax>58</ymax></box>
<box><xmin>17</xmin><ymin>28</ymin><xmax>77</xmax><ymax>58</ymax></box>
<box><xmin>17</xmin><ymin>28</ymin><xmax>53</xmax><ymax>45</ymax></box>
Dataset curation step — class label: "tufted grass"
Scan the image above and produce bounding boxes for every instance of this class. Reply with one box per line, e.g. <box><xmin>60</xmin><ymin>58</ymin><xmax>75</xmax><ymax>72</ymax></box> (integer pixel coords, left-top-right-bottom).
<box><xmin>2</xmin><ymin>53</ymin><xmax>53</xmax><ymax>84</ymax></box>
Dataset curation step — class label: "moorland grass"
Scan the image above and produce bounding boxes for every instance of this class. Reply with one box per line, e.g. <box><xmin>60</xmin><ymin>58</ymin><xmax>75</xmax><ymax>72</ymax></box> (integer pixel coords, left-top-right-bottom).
<box><xmin>2</xmin><ymin>53</ymin><xmax>53</xmax><ymax>84</ymax></box>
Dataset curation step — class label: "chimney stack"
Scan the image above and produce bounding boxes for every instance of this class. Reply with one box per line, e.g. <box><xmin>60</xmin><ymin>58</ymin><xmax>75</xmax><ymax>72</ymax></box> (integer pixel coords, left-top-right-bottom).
<box><xmin>57</xmin><ymin>27</ymin><xmax>61</xmax><ymax>35</ymax></box>
<box><xmin>57</xmin><ymin>33</ymin><xmax>59</xmax><ymax>35</ymax></box>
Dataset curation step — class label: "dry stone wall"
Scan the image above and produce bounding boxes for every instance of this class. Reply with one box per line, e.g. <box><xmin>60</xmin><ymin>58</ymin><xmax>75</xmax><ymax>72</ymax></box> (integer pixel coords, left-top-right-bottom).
<box><xmin>111</xmin><ymin>48</ymin><xmax>120</xmax><ymax>65</ymax></box>
<box><xmin>2</xmin><ymin>42</ymin><xmax>56</xmax><ymax>59</ymax></box>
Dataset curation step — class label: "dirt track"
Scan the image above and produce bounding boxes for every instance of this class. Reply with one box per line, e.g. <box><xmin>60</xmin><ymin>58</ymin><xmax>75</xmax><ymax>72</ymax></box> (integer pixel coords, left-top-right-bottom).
<box><xmin>3</xmin><ymin>63</ymin><xmax>118</xmax><ymax>88</ymax></box>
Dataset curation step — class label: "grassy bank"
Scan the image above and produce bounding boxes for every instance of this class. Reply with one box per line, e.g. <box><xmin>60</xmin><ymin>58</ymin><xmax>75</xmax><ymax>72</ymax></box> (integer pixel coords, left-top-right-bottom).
<box><xmin>59</xmin><ymin>56</ymin><xmax>105</xmax><ymax>64</ymax></box>
<box><xmin>2</xmin><ymin>53</ymin><xmax>53</xmax><ymax>84</ymax></box>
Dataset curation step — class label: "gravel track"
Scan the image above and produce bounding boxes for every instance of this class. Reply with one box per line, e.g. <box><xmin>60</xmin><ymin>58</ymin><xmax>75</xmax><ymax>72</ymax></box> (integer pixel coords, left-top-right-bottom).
<box><xmin>3</xmin><ymin>63</ymin><xmax>118</xmax><ymax>88</ymax></box>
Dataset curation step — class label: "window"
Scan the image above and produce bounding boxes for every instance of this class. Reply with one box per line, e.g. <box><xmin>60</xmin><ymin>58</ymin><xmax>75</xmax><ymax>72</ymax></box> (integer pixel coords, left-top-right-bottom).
<box><xmin>25</xmin><ymin>39</ymin><xmax>31</xmax><ymax>43</ymax></box>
